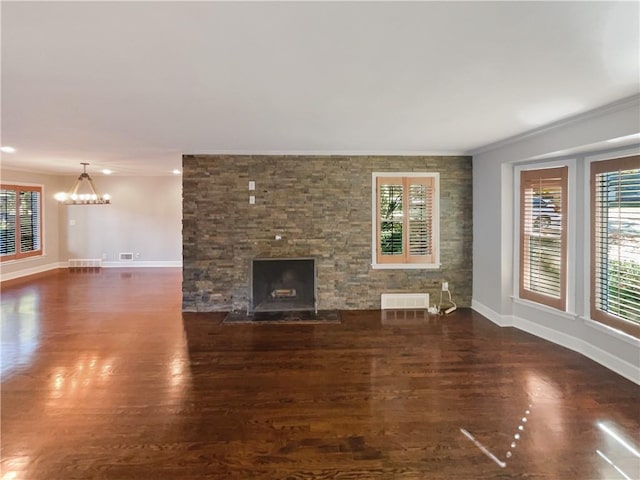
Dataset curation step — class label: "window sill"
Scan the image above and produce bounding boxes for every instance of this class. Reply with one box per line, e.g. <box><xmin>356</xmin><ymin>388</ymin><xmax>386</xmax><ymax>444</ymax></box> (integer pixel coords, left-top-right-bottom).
<box><xmin>371</xmin><ymin>263</ymin><xmax>441</xmax><ymax>270</ymax></box>
<box><xmin>581</xmin><ymin>316</ymin><xmax>640</xmax><ymax>343</ymax></box>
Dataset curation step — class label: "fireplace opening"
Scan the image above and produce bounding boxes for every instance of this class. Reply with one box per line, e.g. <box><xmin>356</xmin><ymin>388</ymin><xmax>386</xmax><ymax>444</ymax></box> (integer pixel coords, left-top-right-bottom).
<box><xmin>251</xmin><ymin>258</ymin><xmax>316</xmax><ymax>313</ymax></box>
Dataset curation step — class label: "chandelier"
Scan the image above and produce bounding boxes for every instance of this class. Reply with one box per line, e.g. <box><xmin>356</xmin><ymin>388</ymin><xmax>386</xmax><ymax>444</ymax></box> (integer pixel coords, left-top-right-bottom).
<box><xmin>54</xmin><ymin>163</ymin><xmax>111</xmax><ymax>205</ymax></box>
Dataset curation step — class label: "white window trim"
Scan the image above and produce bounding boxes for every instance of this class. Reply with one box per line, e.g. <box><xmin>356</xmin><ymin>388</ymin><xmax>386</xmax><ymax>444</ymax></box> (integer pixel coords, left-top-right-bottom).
<box><xmin>513</xmin><ymin>159</ymin><xmax>576</xmax><ymax>313</ymax></box>
<box><xmin>371</xmin><ymin>172</ymin><xmax>440</xmax><ymax>270</ymax></box>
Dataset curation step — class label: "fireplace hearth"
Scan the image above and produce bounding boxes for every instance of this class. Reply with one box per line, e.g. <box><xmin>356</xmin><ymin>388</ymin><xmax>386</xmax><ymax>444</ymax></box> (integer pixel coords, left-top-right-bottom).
<box><xmin>250</xmin><ymin>258</ymin><xmax>316</xmax><ymax>313</ymax></box>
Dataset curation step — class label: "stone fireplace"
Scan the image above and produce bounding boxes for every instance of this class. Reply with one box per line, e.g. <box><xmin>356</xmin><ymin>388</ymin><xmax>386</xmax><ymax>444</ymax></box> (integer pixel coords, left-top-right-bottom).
<box><xmin>251</xmin><ymin>258</ymin><xmax>316</xmax><ymax>313</ymax></box>
<box><xmin>181</xmin><ymin>154</ymin><xmax>473</xmax><ymax>312</ymax></box>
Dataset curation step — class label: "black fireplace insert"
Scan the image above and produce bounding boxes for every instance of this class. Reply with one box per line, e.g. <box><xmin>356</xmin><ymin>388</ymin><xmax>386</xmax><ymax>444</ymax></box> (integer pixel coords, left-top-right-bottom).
<box><xmin>250</xmin><ymin>258</ymin><xmax>316</xmax><ymax>313</ymax></box>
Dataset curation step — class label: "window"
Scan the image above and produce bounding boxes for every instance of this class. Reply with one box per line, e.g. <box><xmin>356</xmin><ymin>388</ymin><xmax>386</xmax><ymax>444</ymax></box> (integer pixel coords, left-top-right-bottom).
<box><xmin>591</xmin><ymin>155</ymin><xmax>640</xmax><ymax>337</ymax></box>
<box><xmin>0</xmin><ymin>184</ymin><xmax>43</xmax><ymax>261</ymax></box>
<box><xmin>519</xmin><ymin>167</ymin><xmax>568</xmax><ymax>310</ymax></box>
<box><xmin>373</xmin><ymin>173</ymin><xmax>439</xmax><ymax>268</ymax></box>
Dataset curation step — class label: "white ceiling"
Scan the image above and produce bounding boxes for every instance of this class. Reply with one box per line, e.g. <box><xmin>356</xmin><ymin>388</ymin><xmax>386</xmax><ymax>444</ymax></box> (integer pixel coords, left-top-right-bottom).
<box><xmin>1</xmin><ymin>1</ymin><xmax>639</xmax><ymax>176</ymax></box>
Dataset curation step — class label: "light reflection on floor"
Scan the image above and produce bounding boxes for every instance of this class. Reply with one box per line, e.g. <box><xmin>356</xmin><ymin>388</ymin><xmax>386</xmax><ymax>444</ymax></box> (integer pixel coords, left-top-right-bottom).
<box><xmin>596</xmin><ymin>421</ymin><xmax>640</xmax><ymax>480</ymax></box>
<box><xmin>460</xmin><ymin>370</ymin><xmax>639</xmax><ymax>479</ymax></box>
<box><xmin>460</xmin><ymin>401</ymin><xmax>533</xmax><ymax>469</ymax></box>
<box><xmin>46</xmin><ymin>352</ymin><xmax>116</xmax><ymax>405</ymax></box>
<box><xmin>1</xmin><ymin>291</ymin><xmax>40</xmax><ymax>378</ymax></box>
<box><xmin>1</xmin><ymin>455</ymin><xmax>30</xmax><ymax>480</ymax></box>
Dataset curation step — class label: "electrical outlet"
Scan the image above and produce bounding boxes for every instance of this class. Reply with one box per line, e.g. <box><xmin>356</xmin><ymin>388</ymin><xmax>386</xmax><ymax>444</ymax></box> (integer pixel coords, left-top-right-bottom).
<box><xmin>442</xmin><ymin>281</ymin><xmax>449</xmax><ymax>291</ymax></box>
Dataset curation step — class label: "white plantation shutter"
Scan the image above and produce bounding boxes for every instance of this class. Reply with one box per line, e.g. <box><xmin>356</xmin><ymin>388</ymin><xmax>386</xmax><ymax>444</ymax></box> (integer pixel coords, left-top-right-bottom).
<box><xmin>0</xmin><ymin>185</ymin><xmax>42</xmax><ymax>261</ymax></box>
<box><xmin>378</xmin><ymin>180</ymin><xmax>404</xmax><ymax>258</ymax></box>
<box><xmin>409</xmin><ymin>182</ymin><xmax>433</xmax><ymax>256</ymax></box>
<box><xmin>407</xmin><ymin>181</ymin><xmax>433</xmax><ymax>261</ymax></box>
<box><xmin>376</xmin><ymin>175</ymin><xmax>436</xmax><ymax>265</ymax></box>
<box><xmin>520</xmin><ymin>167</ymin><xmax>567</xmax><ymax>310</ymax></box>
<box><xmin>591</xmin><ymin>156</ymin><xmax>640</xmax><ymax>336</ymax></box>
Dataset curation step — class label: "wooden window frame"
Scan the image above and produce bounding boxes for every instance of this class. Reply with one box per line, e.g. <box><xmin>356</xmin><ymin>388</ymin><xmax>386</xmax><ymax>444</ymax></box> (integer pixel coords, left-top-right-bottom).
<box><xmin>590</xmin><ymin>155</ymin><xmax>640</xmax><ymax>338</ymax></box>
<box><xmin>0</xmin><ymin>184</ymin><xmax>43</xmax><ymax>262</ymax></box>
<box><xmin>519</xmin><ymin>167</ymin><xmax>568</xmax><ymax>310</ymax></box>
<box><xmin>372</xmin><ymin>172</ymin><xmax>439</xmax><ymax>269</ymax></box>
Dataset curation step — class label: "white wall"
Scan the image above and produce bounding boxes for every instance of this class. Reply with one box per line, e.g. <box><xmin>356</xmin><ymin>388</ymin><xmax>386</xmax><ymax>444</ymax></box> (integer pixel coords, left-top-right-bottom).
<box><xmin>60</xmin><ymin>175</ymin><xmax>182</xmax><ymax>266</ymax></box>
<box><xmin>472</xmin><ymin>95</ymin><xmax>640</xmax><ymax>384</ymax></box>
<box><xmin>0</xmin><ymin>169</ymin><xmax>65</xmax><ymax>279</ymax></box>
<box><xmin>1</xmin><ymin>172</ymin><xmax>182</xmax><ymax>281</ymax></box>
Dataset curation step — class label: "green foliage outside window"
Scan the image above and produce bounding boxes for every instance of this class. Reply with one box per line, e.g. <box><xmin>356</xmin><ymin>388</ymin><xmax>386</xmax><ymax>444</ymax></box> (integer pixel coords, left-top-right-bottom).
<box><xmin>380</xmin><ymin>186</ymin><xmax>403</xmax><ymax>255</ymax></box>
<box><xmin>605</xmin><ymin>259</ymin><xmax>640</xmax><ymax>323</ymax></box>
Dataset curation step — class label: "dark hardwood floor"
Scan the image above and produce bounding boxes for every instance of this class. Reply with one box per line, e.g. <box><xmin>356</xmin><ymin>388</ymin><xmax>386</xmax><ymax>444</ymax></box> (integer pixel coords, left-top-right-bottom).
<box><xmin>1</xmin><ymin>268</ymin><xmax>638</xmax><ymax>479</ymax></box>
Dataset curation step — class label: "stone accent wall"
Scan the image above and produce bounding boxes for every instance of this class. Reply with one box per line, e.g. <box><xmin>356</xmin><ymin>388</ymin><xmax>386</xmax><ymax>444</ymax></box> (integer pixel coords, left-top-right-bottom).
<box><xmin>182</xmin><ymin>155</ymin><xmax>472</xmax><ymax>311</ymax></box>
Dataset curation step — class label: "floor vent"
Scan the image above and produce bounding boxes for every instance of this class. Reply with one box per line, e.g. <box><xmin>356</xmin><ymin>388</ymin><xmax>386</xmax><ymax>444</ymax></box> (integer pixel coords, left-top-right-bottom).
<box><xmin>119</xmin><ymin>253</ymin><xmax>134</xmax><ymax>261</ymax></box>
<box><xmin>381</xmin><ymin>293</ymin><xmax>429</xmax><ymax>310</ymax></box>
<box><xmin>68</xmin><ymin>258</ymin><xmax>102</xmax><ymax>270</ymax></box>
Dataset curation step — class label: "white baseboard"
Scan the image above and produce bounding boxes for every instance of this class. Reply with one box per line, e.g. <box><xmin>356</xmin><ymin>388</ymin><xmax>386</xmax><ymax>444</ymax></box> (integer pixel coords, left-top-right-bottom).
<box><xmin>579</xmin><ymin>337</ymin><xmax>640</xmax><ymax>385</ymax></box>
<box><xmin>0</xmin><ymin>261</ymin><xmax>66</xmax><ymax>282</ymax></box>
<box><xmin>472</xmin><ymin>299</ymin><xmax>639</xmax><ymax>385</ymax></box>
<box><xmin>101</xmin><ymin>261</ymin><xmax>182</xmax><ymax>268</ymax></box>
<box><xmin>1</xmin><ymin>261</ymin><xmax>183</xmax><ymax>282</ymax></box>
<box><xmin>512</xmin><ymin>314</ymin><xmax>585</xmax><ymax>354</ymax></box>
<box><xmin>471</xmin><ymin>299</ymin><xmax>513</xmax><ymax>327</ymax></box>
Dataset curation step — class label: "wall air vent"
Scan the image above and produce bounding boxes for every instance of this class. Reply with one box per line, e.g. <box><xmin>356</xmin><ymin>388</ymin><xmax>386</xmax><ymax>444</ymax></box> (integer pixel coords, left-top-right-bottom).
<box><xmin>119</xmin><ymin>253</ymin><xmax>134</xmax><ymax>261</ymax></box>
<box><xmin>381</xmin><ymin>293</ymin><xmax>429</xmax><ymax>310</ymax></box>
<box><xmin>68</xmin><ymin>258</ymin><xmax>102</xmax><ymax>269</ymax></box>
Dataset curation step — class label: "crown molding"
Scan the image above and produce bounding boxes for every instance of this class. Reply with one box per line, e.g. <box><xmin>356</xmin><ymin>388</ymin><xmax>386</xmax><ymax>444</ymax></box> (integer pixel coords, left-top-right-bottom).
<box><xmin>469</xmin><ymin>94</ymin><xmax>640</xmax><ymax>157</ymax></box>
<box><xmin>182</xmin><ymin>150</ymin><xmax>469</xmax><ymax>157</ymax></box>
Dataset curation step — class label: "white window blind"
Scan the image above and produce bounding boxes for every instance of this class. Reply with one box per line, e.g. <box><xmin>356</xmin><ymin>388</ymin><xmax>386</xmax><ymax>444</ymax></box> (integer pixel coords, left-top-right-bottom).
<box><xmin>0</xmin><ymin>184</ymin><xmax>42</xmax><ymax>261</ymax></box>
<box><xmin>19</xmin><ymin>190</ymin><xmax>41</xmax><ymax>254</ymax></box>
<box><xmin>375</xmin><ymin>175</ymin><xmax>437</xmax><ymax>266</ymax></box>
<box><xmin>520</xmin><ymin>167</ymin><xmax>567</xmax><ymax>310</ymax></box>
<box><xmin>1</xmin><ymin>188</ymin><xmax>17</xmax><ymax>256</ymax></box>
<box><xmin>591</xmin><ymin>156</ymin><xmax>640</xmax><ymax>336</ymax></box>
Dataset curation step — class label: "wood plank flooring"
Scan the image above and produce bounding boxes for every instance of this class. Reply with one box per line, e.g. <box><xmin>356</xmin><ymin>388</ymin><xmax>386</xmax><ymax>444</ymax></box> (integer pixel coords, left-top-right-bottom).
<box><xmin>1</xmin><ymin>268</ymin><xmax>638</xmax><ymax>479</ymax></box>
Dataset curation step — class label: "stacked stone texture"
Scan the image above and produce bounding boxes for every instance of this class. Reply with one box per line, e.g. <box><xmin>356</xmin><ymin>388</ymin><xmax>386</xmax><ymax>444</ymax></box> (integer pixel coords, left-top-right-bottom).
<box><xmin>182</xmin><ymin>155</ymin><xmax>472</xmax><ymax>312</ymax></box>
